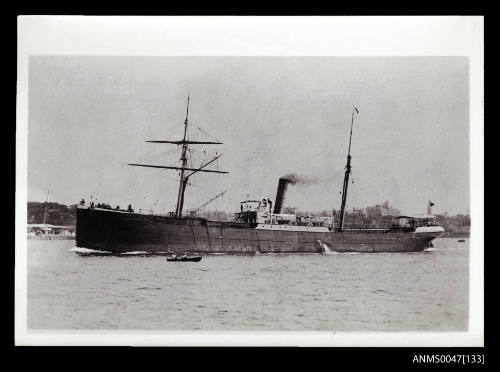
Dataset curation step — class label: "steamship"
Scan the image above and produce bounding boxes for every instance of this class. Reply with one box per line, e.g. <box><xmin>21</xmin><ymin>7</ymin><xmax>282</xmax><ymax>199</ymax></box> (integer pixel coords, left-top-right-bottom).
<box><xmin>76</xmin><ymin>96</ymin><xmax>444</xmax><ymax>254</ymax></box>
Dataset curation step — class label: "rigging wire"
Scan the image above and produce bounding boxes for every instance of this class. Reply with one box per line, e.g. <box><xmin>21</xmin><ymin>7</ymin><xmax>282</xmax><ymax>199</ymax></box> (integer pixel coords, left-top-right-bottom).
<box><xmin>132</xmin><ymin>147</ymin><xmax>182</xmax><ymax>166</ymax></box>
<box><xmin>194</xmin><ymin>124</ymin><xmax>221</xmax><ymax>143</ymax></box>
<box><xmin>185</xmin><ymin>116</ymin><xmax>221</xmax><ymax>143</ymax></box>
<box><xmin>219</xmin><ymin>147</ymin><xmax>270</xmax><ymax>154</ymax></box>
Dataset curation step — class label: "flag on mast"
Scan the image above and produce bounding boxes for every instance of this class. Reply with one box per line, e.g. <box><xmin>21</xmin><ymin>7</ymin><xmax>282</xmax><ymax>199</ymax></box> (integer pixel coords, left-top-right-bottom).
<box><xmin>354</xmin><ymin>107</ymin><xmax>359</xmax><ymax>114</ymax></box>
<box><xmin>427</xmin><ymin>200</ymin><xmax>435</xmax><ymax>215</ymax></box>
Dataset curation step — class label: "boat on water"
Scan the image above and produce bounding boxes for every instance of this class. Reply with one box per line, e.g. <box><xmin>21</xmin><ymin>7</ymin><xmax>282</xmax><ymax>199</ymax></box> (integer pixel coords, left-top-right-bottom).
<box><xmin>76</xmin><ymin>96</ymin><xmax>444</xmax><ymax>254</ymax></box>
<box><xmin>167</xmin><ymin>255</ymin><xmax>202</xmax><ymax>262</ymax></box>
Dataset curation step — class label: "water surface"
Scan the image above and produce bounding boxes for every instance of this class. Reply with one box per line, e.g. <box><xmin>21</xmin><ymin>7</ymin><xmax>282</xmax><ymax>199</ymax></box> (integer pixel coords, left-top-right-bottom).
<box><xmin>27</xmin><ymin>238</ymin><xmax>469</xmax><ymax>331</ymax></box>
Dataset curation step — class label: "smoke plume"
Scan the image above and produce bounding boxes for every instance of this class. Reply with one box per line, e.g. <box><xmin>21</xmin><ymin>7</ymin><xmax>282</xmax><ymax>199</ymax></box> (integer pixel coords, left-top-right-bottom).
<box><xmin>279</xmin><ymin>173</ymin><xmax>322</xmax><ymax>185</ymax></box>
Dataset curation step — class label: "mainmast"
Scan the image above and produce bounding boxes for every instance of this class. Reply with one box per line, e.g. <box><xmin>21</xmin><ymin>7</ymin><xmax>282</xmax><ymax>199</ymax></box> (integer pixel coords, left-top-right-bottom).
<box><xmin>128</xmin><ymin>93</ymin><xmax>228</xmax><ymax>218</ymax></box>
<box><xmin>338</xmin><ymin>107</ymin><xmax>358</xmax><ymax>231</ymax></box>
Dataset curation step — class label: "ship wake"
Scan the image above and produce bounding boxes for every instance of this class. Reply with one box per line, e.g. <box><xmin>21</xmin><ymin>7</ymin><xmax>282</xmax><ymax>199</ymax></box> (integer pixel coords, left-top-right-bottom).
<box><xmin>70</xmin><ymin>247</ymin><xmax>113</xmax><ymax>256</ymax></box>
<box><xmin>317</xmin><ymin>240</ymin><xmax>338</xmax><ymax>254</ymax></box>
<box><xmin>71</xmin><ymin>248</ymin><xmax>195</xmax><ymax>257</ymax></box>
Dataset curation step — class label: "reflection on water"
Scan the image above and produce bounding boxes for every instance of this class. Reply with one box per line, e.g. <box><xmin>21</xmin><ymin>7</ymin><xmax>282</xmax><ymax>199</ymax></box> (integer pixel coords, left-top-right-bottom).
<box><xmin>27</xmin><ymin>238</ymin><xmax>469</xmax><ymax>331</ymax></box>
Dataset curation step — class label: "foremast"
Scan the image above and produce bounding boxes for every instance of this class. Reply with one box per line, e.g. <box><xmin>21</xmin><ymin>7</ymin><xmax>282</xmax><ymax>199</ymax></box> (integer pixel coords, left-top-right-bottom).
<box><xmin>175</xmin><ymin>94</ymin><xmax>191</xmax><ymax>217</ymax></box>
<box><xmin>128</xmin><ymin>93</ymin><xmax>228</xmax><ymax>218</ymax></box>
<box><xmin>338</xmin><ymin>107</ymin><xmax>358</xmax><ymax>231</ymax></box>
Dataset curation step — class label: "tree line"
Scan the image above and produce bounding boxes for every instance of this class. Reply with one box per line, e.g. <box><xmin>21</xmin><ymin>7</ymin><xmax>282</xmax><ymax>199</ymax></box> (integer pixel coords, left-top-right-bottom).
<box><xmin>27</xmin><ymin>202</ymin><xmax>78</xmax><ymax>225</ymax></box>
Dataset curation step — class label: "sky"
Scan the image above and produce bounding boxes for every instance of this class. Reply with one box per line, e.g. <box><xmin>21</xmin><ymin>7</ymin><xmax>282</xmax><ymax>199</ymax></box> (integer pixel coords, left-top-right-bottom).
<box><xmin>28</xmin><ymin>56</ymin><xmax>469</xmax><ymax>216</ymax></box>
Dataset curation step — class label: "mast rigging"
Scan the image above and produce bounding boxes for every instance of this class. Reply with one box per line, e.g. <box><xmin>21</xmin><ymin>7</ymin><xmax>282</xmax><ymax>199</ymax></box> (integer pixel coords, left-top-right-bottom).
<box><xmin>192</xmin><ymin>190</ymin><xmax>227</xmax><ymax>213</ymax></box>
<box><xmin>146</xmin><ymin>140</ymin><xmax>223</xmax><ymax>145</ymax></box>
<box><xmin>127</xmin><ymin>164</ymin><xmax>228</xmax><ymax>174</ymax></box>
<box><xmin>128</xmin><ymin>93</ymin><xmax>228</xmax><ymax>218</ymax></box>
<box><xmin>338</xmin><ymin>107</ymin><xmax>358</xmax><ymax>231</ymax></box>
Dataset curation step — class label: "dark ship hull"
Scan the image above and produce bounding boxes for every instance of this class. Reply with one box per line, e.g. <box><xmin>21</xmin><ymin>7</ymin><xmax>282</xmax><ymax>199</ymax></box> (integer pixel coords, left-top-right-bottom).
<box><xmin>76</xmin><ymin>207</ymin><xmax>442</xmax><ymax>254</ymax></box>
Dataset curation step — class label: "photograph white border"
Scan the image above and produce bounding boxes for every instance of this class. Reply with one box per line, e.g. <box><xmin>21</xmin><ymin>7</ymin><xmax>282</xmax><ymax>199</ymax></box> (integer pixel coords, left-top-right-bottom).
<box><xmin>16</xmin><ymin>15</ymin><xmax>484</xmax><ymax>346</ymax></box>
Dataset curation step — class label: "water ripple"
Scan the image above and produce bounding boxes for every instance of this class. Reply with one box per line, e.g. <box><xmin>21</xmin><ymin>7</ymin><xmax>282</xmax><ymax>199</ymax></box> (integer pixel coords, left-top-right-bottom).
<box><xmin>28</xmin><ymin>238</ymin><xmax>469</xmax><ymax>331</ymax></box>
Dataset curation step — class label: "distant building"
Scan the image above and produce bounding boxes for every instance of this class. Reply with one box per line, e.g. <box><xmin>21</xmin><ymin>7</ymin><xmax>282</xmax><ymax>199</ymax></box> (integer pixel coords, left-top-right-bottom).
<box><xmin>365</xmin><ymin>201</ymin><xmax>400</xmax><ymax>220</ymax></box>
<box><xmin>27</xmin><ymin>224</ymin><xmax>75</xmax><ymax>238</ymax></box>
<box><xmin>363</xmin><ymin>201</ymin><xmax>400</xmax><ymax>227</ymax></box>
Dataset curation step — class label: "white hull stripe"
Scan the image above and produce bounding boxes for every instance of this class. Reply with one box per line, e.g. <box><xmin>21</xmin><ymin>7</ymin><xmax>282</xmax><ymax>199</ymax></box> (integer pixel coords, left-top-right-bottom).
<box><xmin>414</xmin><ymin>226</ymin><xmax>445</xmax><ymax>234</ymax></box>
<box><xmin>254</xmin><ymin>224</ymin><xmax>331</xmax><ymax>232</ymax></box>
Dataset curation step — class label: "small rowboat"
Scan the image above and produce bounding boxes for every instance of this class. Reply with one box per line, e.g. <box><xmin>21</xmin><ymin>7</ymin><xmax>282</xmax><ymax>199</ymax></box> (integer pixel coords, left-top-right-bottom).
<box><xmin>167</xmin><ymin>256</ymin><xmax>202</xmax><ymax>262</ymax></box>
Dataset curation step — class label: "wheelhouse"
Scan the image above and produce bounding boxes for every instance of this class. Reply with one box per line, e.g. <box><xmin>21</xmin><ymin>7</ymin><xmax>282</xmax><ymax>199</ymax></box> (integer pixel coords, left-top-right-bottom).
<box><xmin>234</xmin><ymin>199</ymin><xmax>272</xmax><ymax>224</ymax></box>
<box><xmin>392</xmin><ymin>215</ymin><xmax>438</xmax><ymax>228</ymax></box>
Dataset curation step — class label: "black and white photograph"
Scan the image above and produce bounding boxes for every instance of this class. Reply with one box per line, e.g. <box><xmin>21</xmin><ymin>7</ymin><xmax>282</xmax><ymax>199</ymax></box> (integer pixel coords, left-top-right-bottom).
<box><xmin>16</xmin><ymin>16</ymin><xmax>484</xmax><ymax>347</ymax></box>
